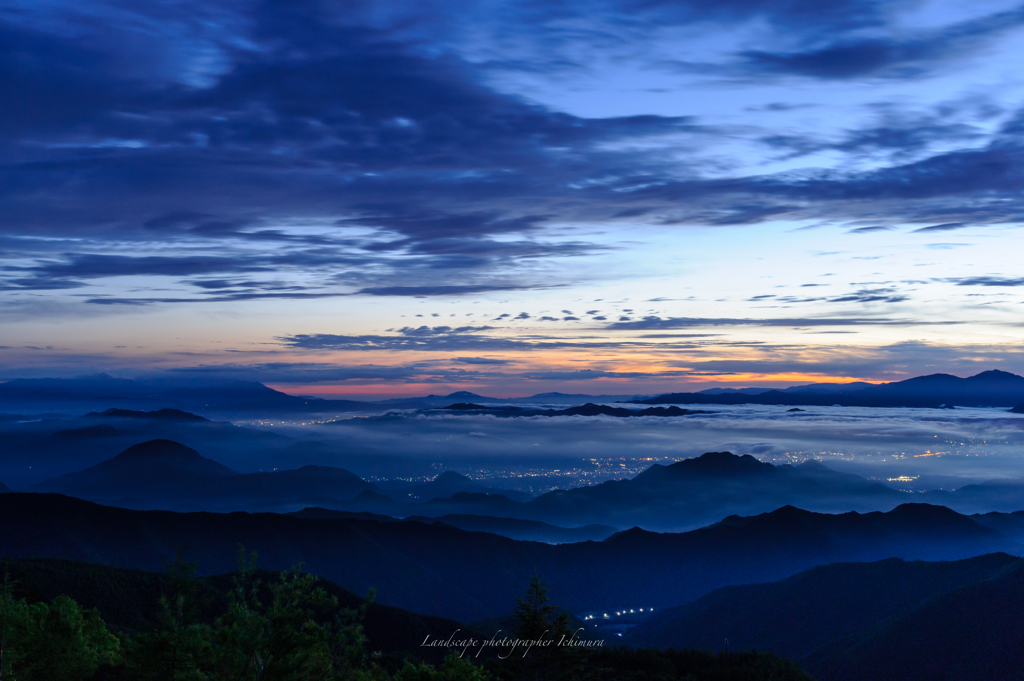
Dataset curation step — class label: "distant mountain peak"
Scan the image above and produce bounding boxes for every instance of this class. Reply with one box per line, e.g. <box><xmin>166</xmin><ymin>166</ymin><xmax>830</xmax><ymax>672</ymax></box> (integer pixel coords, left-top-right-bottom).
<box><xmin>97</xmin><ymin>440</ymin><xmax>236</xmax><ymax>476</ymax></box>
<box><xmin>433</xmin><ymin>471</ymin><xmax>471</xmax><ymax>483</ymax></box>
<box><xmin>95</xmin><ymin>408</ymin><xmax>209</xmax><ymax>422</ymax></box>
<box><xmin>115</xmin><ymin>439</ymin><xmax>203</xmax><ymax>461</ymax></box>
<box><xmin>30</xmin><ymin>439</ymin><xmax>237</xmax><ymax>497</ymax></box>
<box><xmin>886</xmin><ymin>502</ymin><xmax>977</xmax><ymax>524</ymax></box>
<box><xmin>968</xmin><ymin>369</ymin><xmax>1024</xmax><ymax>382</ymax></box>
<box><xmin>677</xmin><ymin>451</ymin><xmax>771</xmax><ymax>474</ymax></box>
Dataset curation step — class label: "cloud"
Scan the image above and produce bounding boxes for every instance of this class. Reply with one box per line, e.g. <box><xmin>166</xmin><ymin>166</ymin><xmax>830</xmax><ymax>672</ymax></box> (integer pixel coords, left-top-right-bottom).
<box><xmin>604</xmin><ymin>315</ymin><xmax>946</xmax><ymax>330</ymax></box>
<box><xmin>826</xmin><ymin>288</ymin><xmax>908</xmax><ymax>304</ymax></box>
<box><xmin>913</xmin><ymin>223</ymin><xmax>968</xmax><ymax>233</ymax></box>
<box><xmin>451</xmin><ymin>357</ymin><xmax>515</xmax><ymax>365</ymax></box>
<box><xmin>736</xmin><ymin>7</ymin><xmax>1024</xmax><ymax>80</ymax></box>
<box><xmin>3</xmin><ymin>0</ymin><xmax>1024</xmax><ymax>314</ymax></box>
<box><xmin>518</xmin><ymin>368</ymin><xmax>695</xmax><ymax>381</ymax></box>
<box><xmin>278</xmin><ymin>327</ymin><xmax>550</xmax><ymax>352</ymax></box>
<box><xmin>945</xmin><ymin>276</ymin><xmax>1024</xmax><ymax>287</ymax></box>
<box><xmin>169</xmin><ymin>362</ymin><xmax>422</xmax><ymax>383</ymax></box>
<box><xmin>357</xmin><ymin>285</ymin><xmax>539</xmax><ymax>297</ymax></box>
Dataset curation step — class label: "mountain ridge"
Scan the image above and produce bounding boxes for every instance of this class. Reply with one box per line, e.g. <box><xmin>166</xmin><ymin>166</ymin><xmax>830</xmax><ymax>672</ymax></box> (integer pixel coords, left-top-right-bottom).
<box><xmin>0</xmin><ymin>493</ymin><xmax>1018</xmax><ymax>622</ymax></box>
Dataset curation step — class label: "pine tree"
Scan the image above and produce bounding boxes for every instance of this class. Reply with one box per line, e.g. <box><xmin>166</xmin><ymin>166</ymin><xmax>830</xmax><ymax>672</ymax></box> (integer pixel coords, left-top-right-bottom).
<box><xmin>513</xmin><ymin>574</ymin><xmax>570</xmax><ymax>643</ymax></box>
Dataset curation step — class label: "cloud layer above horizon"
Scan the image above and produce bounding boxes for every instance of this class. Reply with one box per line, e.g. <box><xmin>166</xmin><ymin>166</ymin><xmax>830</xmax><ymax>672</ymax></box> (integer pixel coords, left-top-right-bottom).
<box><xmin>3</xmin><ymin>0</ymin><xmax>1024</xmax><ymax>394</ymax></box>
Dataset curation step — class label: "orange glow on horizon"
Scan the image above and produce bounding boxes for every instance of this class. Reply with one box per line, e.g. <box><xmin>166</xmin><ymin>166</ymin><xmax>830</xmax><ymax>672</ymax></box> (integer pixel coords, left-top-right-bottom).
<box><xmin>267</xmin><ymin>371</ymin><xmax>883</xmax><ymax>400</ymax></box>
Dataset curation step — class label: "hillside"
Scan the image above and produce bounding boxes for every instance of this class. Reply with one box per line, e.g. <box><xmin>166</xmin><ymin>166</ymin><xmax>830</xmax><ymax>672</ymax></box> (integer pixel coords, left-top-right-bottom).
<box><xmin>0</xmin><ymin>493</ymin><xmax>1015</xmax><ymax>622</ymax></box>
<box><xmin>630</xmin><ymin>553</ymin><xmax>1024</xmax><ymax>681</ymax></box>
<box><xmin>32</xmin><ymin>439</ymin><xmax>379</xmax><ymax>510</ymax></box>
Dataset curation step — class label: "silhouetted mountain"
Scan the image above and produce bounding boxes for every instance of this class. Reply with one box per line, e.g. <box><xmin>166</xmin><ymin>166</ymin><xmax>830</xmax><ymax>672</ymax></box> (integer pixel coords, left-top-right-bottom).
<box><xmin>269</xmin><ymin>439</ymin><xmax>422</xmax><ymax>480</ymax></box>
<box><xmin>698</xmin><ymin>387</ymin><xmax>773</xmax><ymax>395</ymax></box>
<box><xmin>289</xmin><ymin>507</ymin><xmax>616</xmax><ymax>543</ymax></box>
<box><xmin>971</xmin><ymin>510</ymin><xmax>1024</xmax><ymax>537</ymax></box>
<box><xmin>0</xmin><ymin>480</ymin><xmax>9</xmax><ymax>493</ymax></box>
<box><xmin>924</xmin><ymin>478</ymin><xmax>1024</xmax><ymax>514</ymax></box>
<box><xmin>630</xmin><ymin>553</ymin><xmax>1024</xmax><ymax>681</ymax></box>
<box><xmin>505</xmin><ymin>452</ymin><xmax>904</xmax><ymax>531</ymax></box>
<box><xmin>31</xmin><ymin>439</ymin><xmax>379</xmax><ymax>510</ymax></box>
<box><xmin>31</xmin><ymin>439</ymin><xmax>237</xmax><ymax>501</ymax></box>
<box><xmin>303</xmin><ymin>451</ymin><xmax>1024</xmax><ymax>531</ymax></box>
<box><xmin>88</xmin><ymin>407</ymin><xmax>209</xmax><ymax>421</ymax></box>
<box><xmin>638</xmin><ymin>369</ymin><xmax>1024</xmax><ymax>408</ymax></box>
<box><xmin>0</xmin><ymin>494</ymin><xmax>1016</xmax><ymax>622</ymax></box>
<box><xmin>289</xmin><ymin>507</ymin><xmax>402</xmax><ymax>522</ymax></box>
<box><xmin>434</xmin><ymin>402</ymin><xmax>705</xmax><ymax>418</ymax></box>
<box><xmin>50</xmin><ymin>424</ymin><xmax>120</xmax><ymax>439</ymax></box>
<box><xmin>48</xmin><ymin>438</ymin><xmax>235</xmax><ymax>478</ymax></box>
<box><xmin>807</xmin><ymin>559</ymin><xmax>1024</xmax><ymax>681</ymax></box>
<box><xmin>397</xmin><ymin>471</ymin><xmax>490</xmax><ymax>499</ymax></box>
<box><xmin>377</xmin><ymin>391</ymin><xmax>656</xmax><ymax>408</ymax></box>
<box><xmin>375</xmin><ymin>391</ymin><xmax>493</xmax><ymax>409</ymax></box>
<box><xmin>1011</xmin><ymin>402</ymin><xmax>1024</xmax><ymax>413</ymax></box>
<box><xmin>8</xmin><ymin>369</ymin><xmax>1024</xmax><ymax>415</ymax></box>
<box><xmin>0</xmin><ymin>375</ymin><xmax>384</xmax><ymax>418</ymax></box>
<box><xmin>409</xmin><ymin>514</ymin><xmax>618</xmax><ymax>543</ymax></box>
<box><xmin>779</xmin><ymin>382</ymin><xmax>875</xmax><ymax>395</ymax></box>
<box><xmin>0</xmin><ymin>409</ymin><xmax>292</xmax><ymax>488</ymax></box>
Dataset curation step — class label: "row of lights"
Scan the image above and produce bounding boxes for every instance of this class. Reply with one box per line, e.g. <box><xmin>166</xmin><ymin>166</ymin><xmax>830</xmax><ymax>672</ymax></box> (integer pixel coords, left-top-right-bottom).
<box><xmin>583</xmin><ymin>607</ymin><xmax>653</xmax><ymax>620</ymax></box>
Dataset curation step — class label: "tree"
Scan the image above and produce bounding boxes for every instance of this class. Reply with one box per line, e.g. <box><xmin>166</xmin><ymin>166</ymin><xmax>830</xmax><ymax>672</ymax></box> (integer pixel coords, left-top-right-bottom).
<box><xmin>128</xmin><ymin>549</ymin><xmax>212</xmax><ymax>680</ymax></box>
<box><xmin>204</xmin><ymin>546</ymin><xmax>372</xmax><ymax>681</ymax></box>
<box><xmin>0</xmin><ymin>589</ymin><xmax>120</xmax><ymax>681</ymax></box>
<box><xmin>513</xmin><ymin>574</ymin><xmax>571</xmax><ymax>643</ymax></box>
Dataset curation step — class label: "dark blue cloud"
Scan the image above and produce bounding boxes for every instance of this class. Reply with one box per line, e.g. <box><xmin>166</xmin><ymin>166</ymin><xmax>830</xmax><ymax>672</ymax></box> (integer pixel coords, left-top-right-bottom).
<box><xmin>946</xmin><ymin>276</ymin><xmax>1024</xmax><ymax>287</ymax></box>
<box><xmin>451</xmin><ymin>357</ymin><xmax>515</xmax><ymax>365</ymax></box>
<box><xmin>2</xmin><ymin>0</ymin><xmax>1024</xmax><ymax>307</ymax></box>
<box><xmin>913</xmin><ymin>222</ymin><xmax>969</xmax><ymax>233</ymax></box>
<box><xmin>737</xmin><ymin>7</ymin><xmax>1024</xmax><ymax>80</ymax></box>
<box><xmin>356</xmin><ymin>285</ymin><xmax>537</xmax><ymax>297</ymax></box>
<box><xmin>604</xmin><ymin>316</ymin><xmax>952</xmax><ymax>330</ymax></box>
<box><xmin>279</xmin><ymin>327</ymin><xmax>555</xmax><ymax>352</ymax></box>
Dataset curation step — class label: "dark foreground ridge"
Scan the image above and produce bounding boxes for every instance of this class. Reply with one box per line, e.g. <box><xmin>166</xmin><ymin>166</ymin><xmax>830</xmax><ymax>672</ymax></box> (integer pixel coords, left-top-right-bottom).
<box><xmin>1</xmin><ymin>492</ymin><xmax>1019</xmax><ymax>622</ymax></box>
<box><xmin>0</xmin><ymin>556</ymin><xmax>812</xmax><ymax>681</ymax></box>
<box><xmin>630</xmin><ymin>552</ymin><xmax>1024</xmax><ymax>681</ymax></box>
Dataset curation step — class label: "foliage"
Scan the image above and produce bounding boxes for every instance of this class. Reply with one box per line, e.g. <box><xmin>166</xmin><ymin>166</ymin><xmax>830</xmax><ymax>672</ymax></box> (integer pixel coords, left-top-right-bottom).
<box><xmin>0</xmin><ymin>568</ymin><xmax>121</xmax><ymax>681</ymax></box>
<box><xmin>512</xmin><ymin>573</ymin><xmax>571</xmax><ymax>643</ymax></box>
<box><xmin>0</xmin><ymin>556</ymin><xmax>815</xmax><ymax>681</ymax></box>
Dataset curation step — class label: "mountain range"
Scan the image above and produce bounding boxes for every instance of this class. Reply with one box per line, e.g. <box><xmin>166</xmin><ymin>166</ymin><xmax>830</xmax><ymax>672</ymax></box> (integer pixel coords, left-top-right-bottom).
<box><xmin>8</xmin><ymin>369</ymin><xmax>1024</xmax><ymax>420</ymax></box>
<box><xmin>290</xmin><ymin>507</ymin><xmax>618</xmax><ymax>543</ymax></box>
<box><xmin>2</xmin><ymin>492</ymin><xmax>1021</xmax><ymax>622</ymax></box>
<box><xmin>328</xmin><ymin>450</ymin><xmax>1024</xmax><ymax>530</ymax></box>
<box><xmin>0</xmin><ymin>406</ymin><xmax>296</xmax><ymax>488</ymax></box>
<box><xmin>637</xmin><ymin>369</ymin><xmax>1024</xmax><ymax>408</ymax></box>
<box><xmin>24</xmin><ymin>441</ymin><xmax>1024</xmax><ymax>531</ymax></box>
<box><xmin>30</xmin><ymin>439</ymin><xmax>380</xmax><ymax>511</ymax></box>
<box><xmin>629</xmin><ymin>552</ymin><xmax>1024</xmax><ymax>681</ymax></box>
<box><xmin>430</xmin><ymin>403</ymin><xmax>706</xmax><ymax>418</ymax></box>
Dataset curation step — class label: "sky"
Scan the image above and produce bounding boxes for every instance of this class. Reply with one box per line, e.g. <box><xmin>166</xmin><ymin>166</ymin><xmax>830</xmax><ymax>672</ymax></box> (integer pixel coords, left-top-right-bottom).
<box><xmin>3</xmin><ymin>0</ymin><xmax>1024</xmax><ymax>398</ymax></box>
